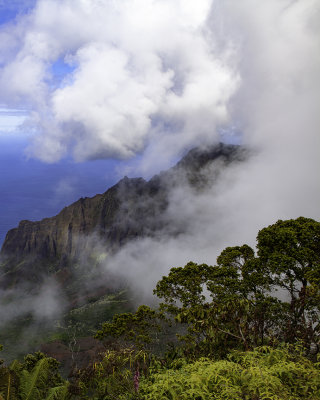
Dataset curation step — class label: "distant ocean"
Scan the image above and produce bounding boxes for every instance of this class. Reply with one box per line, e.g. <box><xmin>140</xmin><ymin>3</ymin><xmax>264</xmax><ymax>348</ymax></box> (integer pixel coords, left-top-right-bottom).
<box><xmin>0</xmin><ymin>137</ymin><xmax>119</xmax><ymax>248</ymax></box>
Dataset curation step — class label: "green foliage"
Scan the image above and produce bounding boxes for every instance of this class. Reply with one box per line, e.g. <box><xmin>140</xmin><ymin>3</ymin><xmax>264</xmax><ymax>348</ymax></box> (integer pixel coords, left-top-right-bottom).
<box><xmin>45</xmin><ymin>384</ymin><xmax>70</xmax><ymax>400</ymax></box>
<box><xmin>95</xmin><ymin>305</ymin><xmax>162</xmax><ymax>350</ymax></box>
<box><xmin>70</xmin><ymin>347</ymin><xmax>149</xmax><ymax>399</ymax></box>
<box><xmin>0</xmin><ymin>364</ymin><xmax>18</xmax><ymax>400</ymax></box>
<box><xmin>257</xmin><ymin>217</ymin><xmax>320</xmax><ymax>344</ymax></box>
<box><xmin>19</xmin><ymin>358</ymin><xmax>56</xmax><ymax>400</ymax></box>
<box><xmin>2</xmin><ymin>217</ymin><xmax>320</xmax><ymax>399</ymax></box>
<box><xmin>153</xmin><ymin>253</ymin><xmax>277</xmax><ymax>357</ymax></box>
<box><xmin>140</xmin><ymin>346</ymin><xmax>320</xmax><ymax>400</ymax></box>
<box><xmin>152</xmin><ymin>217</ymin><xmax>320</xmax><ymax>358</ymax></box>
<box><xmin>154</xmin><ymin>262</ymin><xmax>213</xmax><ymax>311</ymax></box>
<box><xmin>0</xmin><ymin>351</ymin><xmax>69</xmax><ymax>400</ymax></box>
<box><xmin>64</xmin><ymin>290</ymin><xmax>132</xmax><ymax>338</ymax></box>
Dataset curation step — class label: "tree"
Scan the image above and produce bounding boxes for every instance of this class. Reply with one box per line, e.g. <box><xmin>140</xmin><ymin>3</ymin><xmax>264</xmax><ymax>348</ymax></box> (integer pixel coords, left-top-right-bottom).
<box><xmin>97</xmin><ymin>217</ymin><xmax>320</xmax><ymax>359</ymax></box>
<box><xmin>154</xmin><ymin>217</ymin><xmax>320</xmax><ymax>356</ymax></box>
<box><xmin>70</xmin><ymin>348</ymin><xmax>148</xmax><ymax>399</ymax></box>
<box><xmin>154</xmin><ymin>250</ymin><xmax>280</xmax><ymax>357</ymax></box>
<box><xmin>95</xmin><ymin>305</ymin><xmax>162</xmax><ymax>350</ymax></box>
<box><xmin>256</xmin><ymin>217</ymin><xmax>320</xmax><ymax>345</ymax></box>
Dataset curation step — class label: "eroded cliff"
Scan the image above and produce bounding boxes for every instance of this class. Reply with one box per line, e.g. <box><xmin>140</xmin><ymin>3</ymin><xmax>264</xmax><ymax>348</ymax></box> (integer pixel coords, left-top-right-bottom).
<box><xmin>0</xmin><ymin>143</ymin><xmax>244</xmax><ymax>287</ymax></box>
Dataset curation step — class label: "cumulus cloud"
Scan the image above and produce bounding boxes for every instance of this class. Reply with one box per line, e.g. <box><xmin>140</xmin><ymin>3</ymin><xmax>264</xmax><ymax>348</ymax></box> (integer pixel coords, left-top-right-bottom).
<box><xmin>0</xmin><ymin>0</ymin><xmax>238</xmax><ymax>165</ymax></box>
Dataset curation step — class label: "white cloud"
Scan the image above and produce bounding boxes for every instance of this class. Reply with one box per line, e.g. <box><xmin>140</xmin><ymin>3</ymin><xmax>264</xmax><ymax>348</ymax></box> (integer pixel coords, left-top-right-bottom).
<box><xmin>0</xmin><ymin>0</ymin><xmax>238</xmax><ymax>163</ymax></box>
<box><xmin>0</xmin><ymin>107</ymin><xmax>28</xmax><ymax>135</ymax></box>
<box><xmin>0</xmin><ymin>277</ymin><xmax>65</xmax><ymax>328</ymax></box>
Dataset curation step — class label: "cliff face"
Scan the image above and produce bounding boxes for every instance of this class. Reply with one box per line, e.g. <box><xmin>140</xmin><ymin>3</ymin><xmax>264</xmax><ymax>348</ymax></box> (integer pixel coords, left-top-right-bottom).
<box><xmin>0</xmin><ymin>143</ymin><xmax>244</xmax><ymax>285</ymax></box>
<box><xmin>2</xmin><ymin>193</ymin><xmax>106</xmax><ymax>260</ymax></box>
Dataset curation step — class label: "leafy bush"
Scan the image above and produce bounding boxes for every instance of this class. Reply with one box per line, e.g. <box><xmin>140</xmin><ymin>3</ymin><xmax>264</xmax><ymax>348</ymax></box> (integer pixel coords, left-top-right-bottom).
<box><xmin>140</xmin><ymin>346</ymin><xmax>320</xmax><ymax>400</ymax></box>
<box><xmin>0</xmin><ymin>351</ymin><xmax>69</xmax><ymax>400</ymax></box>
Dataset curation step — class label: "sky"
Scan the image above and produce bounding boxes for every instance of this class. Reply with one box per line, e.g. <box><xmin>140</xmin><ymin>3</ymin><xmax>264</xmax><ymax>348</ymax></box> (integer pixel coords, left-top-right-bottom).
<box><xmin>0</xmin><ymin>0</ymin><xmax>319</xmax><ymax>260</ymax></box>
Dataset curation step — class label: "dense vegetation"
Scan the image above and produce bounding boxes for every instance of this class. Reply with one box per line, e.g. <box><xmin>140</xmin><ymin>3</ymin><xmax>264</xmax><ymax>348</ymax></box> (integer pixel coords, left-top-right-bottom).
<box><xmin>1</xmin><ymin>217</ymin><xmax>320</xmax><ymax>399</ymax></box>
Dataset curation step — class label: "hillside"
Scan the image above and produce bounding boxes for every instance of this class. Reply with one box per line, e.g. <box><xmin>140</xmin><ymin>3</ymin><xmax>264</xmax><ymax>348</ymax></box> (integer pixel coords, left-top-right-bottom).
<box><xmin>0</xmin><ymin>143</ymin><xmax>244</xmax><ymax>290</ymax></box>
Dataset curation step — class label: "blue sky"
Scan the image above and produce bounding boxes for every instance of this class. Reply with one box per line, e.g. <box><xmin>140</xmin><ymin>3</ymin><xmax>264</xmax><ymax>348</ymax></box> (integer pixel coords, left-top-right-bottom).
<box><xmin>0</xmin><ymin>135</ymin><xmax>121</xmax><ymax>245</ymax></box>
<box><xmin>0</xmin><ymin>1</ymin><xmax>36</xmax><ymax>24</ymax></box>
<box><xmin>0</xmin><ymin>0</ymin><xmax>238</xmax><ymax>164</ymax></box>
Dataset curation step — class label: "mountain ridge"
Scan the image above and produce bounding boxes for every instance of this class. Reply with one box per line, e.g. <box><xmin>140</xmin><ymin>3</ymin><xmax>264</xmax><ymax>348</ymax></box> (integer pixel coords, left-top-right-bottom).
<box><xmin>0</xmin><ymin>142</ymin><xmax>244</xmax><ymax>288</ymax></box>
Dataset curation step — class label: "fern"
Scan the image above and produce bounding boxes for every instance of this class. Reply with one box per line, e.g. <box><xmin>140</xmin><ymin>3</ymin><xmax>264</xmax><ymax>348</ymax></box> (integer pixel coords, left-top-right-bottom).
<box><xmin>45</xmin><ymin>383</ymin><xmax>70</xmax><ymax>400</ymax></box>
<box><xmin>18</xmin><ymin>358</ymin><xmax>50</xmax><ymax>400</ymax></box>
<box><xmin>140</xmin><ymin>346</ymin><xmax>320</xmax><ymax>400</ymax></box>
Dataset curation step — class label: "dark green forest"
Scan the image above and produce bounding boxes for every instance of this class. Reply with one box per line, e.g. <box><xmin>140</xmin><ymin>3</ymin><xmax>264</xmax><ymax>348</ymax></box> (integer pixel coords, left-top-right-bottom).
<box><xmin>1</xmin><ymin>217</ymin><xmax>320</xmax><ymax>399</ymax></box>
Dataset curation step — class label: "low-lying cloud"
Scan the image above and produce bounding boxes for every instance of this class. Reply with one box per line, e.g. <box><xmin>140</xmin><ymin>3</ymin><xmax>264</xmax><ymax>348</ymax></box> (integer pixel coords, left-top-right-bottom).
<box><xmin>0</xmin><ymin>277</ymin><xmax>65</xmax><ymax>328</ymax></box>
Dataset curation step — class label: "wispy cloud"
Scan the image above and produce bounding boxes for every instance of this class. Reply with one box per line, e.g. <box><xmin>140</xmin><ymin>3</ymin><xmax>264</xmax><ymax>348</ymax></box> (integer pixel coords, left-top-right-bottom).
<box><xmin>0</xmin><ymin>107</ymin><xmax>28</xmax><ymax>134</ymax></box>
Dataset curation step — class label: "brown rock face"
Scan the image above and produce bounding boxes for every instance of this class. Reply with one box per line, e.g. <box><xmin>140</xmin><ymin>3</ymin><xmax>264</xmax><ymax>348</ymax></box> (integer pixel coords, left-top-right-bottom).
<box><xmin>2</xmin><ymin>186</ymin><xmax>118</xmax><ymax>263</ymax></box>
<box><xmin>0</xmin><ymin>143</ymin><xmax>244</xmax><ymax>286</ymax></box>
<box><xmin>0</xmin><ymin>176</ymin><xmax>166</xmax><ymax>286</ymax></box>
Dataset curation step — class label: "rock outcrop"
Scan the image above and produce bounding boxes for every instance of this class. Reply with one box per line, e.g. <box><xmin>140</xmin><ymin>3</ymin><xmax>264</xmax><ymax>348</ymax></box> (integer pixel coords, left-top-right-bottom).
<box><xmin>0</xmin><ymin>143</ymin><xmax>244</xmax><ymax>287</ymax></box>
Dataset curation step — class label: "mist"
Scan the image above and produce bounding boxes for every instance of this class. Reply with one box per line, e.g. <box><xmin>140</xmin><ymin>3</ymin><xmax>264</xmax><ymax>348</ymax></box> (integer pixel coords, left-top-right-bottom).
<box><xmin>0</xmin><ymin>0</ymin><xmax>319</xmax><ymax>316</ymax></box>
<box><xmin>0</xmin><ymin>278</ymin><xmax>65</xmax><ymax>328</ymax></box>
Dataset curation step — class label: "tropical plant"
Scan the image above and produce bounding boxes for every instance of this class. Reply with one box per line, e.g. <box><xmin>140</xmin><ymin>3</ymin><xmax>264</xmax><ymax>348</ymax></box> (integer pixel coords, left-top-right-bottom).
<box><xmin>70</xmin><ymin>347</ymin><xmax>149</xmax><ymax>399</ymax></box>
<box><xmin>2</xmin><ymin>217</ymin><xmax>320</xmax><ymax>399</ymax></box>
<box><xmin>139</xmin><ymin>345</ymin><xmax>320</xmax><ymax>400</ymax></box>
<box><xmin>0</xmin><ymin>351</ymin><xmax>69</xmax><ymax>400</ymax></box>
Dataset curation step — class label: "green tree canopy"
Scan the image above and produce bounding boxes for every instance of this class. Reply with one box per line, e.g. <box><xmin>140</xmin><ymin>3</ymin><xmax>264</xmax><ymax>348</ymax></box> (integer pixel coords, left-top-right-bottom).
<box><xmin>154</xmin><ymin>217</ymin><xmax>320</xmax><ymax>356</ymax></box>
<box><xmin>97</xmin><ymin>217</ymin><xmax>320</xmax><ymax>359</ymax></box>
